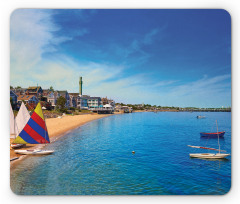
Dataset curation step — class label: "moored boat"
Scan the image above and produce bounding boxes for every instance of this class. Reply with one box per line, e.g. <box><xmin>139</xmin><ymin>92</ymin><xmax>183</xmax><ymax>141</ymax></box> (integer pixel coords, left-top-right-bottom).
<box><xmin>189</xmin><ymin>153</ymin><xmax>230</xmax><ymax>159</ymax></box>
<box><xmin>11</xmin><ymin>144</ymin><xmax>25</xmax><ymax>149</ymax></box>
<box><xmin>197</xmin><ymin>116</ymin><xmax>206</xmax><ymax>119</ymax></box>
<box><xmin>200</xmin><ymin>131</ymin><xmax>225</xmax><ymax>138</ymax></box>
<box><xmin>14</xmin><ymin>149</ymin><xmax>54</xmax><ymax>155</ymax></box>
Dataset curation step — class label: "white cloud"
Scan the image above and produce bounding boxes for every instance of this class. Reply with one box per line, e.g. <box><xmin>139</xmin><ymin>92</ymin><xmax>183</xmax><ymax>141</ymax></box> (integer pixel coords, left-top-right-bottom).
<box><xmin>151</xmin><ymin>80</ymin><xmax>178</xmax><ymax>87</ymax></box>
<box><xmin>10</xmin><ymin>10</ymin><xmax>230</xmax><ymax>108</ymax></box>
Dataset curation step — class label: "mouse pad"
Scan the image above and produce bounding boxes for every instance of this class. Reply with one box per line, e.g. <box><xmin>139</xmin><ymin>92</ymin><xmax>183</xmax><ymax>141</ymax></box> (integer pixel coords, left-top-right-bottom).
<box><xmin>10</xmin><ymin>9</ymin><xmax>231</xmax><ymax>195</ymax></box>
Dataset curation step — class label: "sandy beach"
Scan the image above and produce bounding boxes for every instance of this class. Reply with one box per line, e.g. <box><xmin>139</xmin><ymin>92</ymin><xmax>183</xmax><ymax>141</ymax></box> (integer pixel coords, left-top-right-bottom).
<box><xmin>10</xmin><ymin>113</ymin><xmax>115</xmax><ymax>168</ymax></box>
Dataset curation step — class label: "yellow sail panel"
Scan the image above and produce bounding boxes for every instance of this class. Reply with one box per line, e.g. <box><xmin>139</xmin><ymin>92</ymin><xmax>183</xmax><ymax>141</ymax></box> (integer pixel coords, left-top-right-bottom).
<box><xmin>12</xmin><ymin>136</ymin><xmax>28</xmax><ymax>144</ymax></box>
<box><xmin>34</xmin><ymin>103</ymin><xmax>44</xmax><ymax>120</ymax></box>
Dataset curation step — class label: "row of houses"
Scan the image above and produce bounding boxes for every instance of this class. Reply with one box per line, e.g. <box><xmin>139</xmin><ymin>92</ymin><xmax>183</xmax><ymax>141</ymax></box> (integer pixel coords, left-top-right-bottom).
<box><xmin>10</xmin><ymin>86</ymin><xmax>115</xmax><ymax>110</ymax></box>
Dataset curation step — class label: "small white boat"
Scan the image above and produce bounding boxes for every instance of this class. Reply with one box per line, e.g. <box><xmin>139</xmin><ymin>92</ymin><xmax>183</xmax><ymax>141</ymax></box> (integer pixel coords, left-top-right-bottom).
<box><xmin>197</xmin><ymin>115</ymin><xmax>206</xmax><ymax>119</ymax></box>
<box><xmin>11</xmin><ymin>144</ymin><xmax>24</xmax><ymax>149</ymax></box>
<box><xmin>15</xmin><ymin>149</ymin><xmax>54</xmax><ymax>155</ymax></box>
<box><xmin>190</xmin><ymin>153</ymin><xmax>230</xmax><ymax>159</ymax></box>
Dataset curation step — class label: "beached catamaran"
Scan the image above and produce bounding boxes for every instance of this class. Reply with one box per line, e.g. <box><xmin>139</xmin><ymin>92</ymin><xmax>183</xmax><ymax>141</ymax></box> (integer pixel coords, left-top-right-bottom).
<box><xmin>188</xmin><ymin>120</ymin><xmax>230</xmax><ymax>159</ymax></box>
<box><xmin>13</xmin><ymin>102</ymin><xmax>54</xmax><ymax>155</ymax></box>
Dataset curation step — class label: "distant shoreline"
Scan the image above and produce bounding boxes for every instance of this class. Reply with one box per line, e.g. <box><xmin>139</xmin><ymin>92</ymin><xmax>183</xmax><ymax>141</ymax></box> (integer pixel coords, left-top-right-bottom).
<box><xmin>133</xmin><ymin>110</ymin><xmax>231</xmax><ymax>112</ymax></box>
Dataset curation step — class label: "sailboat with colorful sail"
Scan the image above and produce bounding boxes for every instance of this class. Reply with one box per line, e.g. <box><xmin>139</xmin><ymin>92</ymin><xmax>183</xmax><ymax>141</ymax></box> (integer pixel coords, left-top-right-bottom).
<box><xmin>10</xmin><ymin>103</ymin><xmax>23</xmax><ymax>149</ymax></box>
<box><xmin>13</xmin><ymin>102</ymin><xmax>54</xmax><ymax>155</ymax></box>
<box><xmin>188</xmin><ymin>120</ymin><xmax>230</xmax><ymax>159</ymax></box>
<box><xmin>10</xmin><ymin>102</ymin><xmax>30</xmax><ymax>149</ymax></box>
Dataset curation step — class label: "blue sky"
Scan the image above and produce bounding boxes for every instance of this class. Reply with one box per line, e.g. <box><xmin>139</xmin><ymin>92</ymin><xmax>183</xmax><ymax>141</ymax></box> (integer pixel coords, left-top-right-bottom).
<box><xmin>10</xmin><ymin>9</ymin><xmax>231</xmax><ymax>108</ymax></box>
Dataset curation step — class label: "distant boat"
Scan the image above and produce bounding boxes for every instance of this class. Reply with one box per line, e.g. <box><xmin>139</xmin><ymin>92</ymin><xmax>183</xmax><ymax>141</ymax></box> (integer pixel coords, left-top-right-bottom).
<box><xmin>200</xmin><ymin>131</ymin><xmax>225</xmax><ymax>138</ymax></box>
<box><xmin>188</xmin><ymin>120</ymin><xmax>230</xmax><ymax>159</ymax></box>
<box><xmin>13</xmin><ymin>102</ymin><xmax>54</xmax><ymax>155</ymax></box>
<box><xmin>197</xmin><ymin>116</ymin><xmax>206</xmax><ymax>119</ymax></box>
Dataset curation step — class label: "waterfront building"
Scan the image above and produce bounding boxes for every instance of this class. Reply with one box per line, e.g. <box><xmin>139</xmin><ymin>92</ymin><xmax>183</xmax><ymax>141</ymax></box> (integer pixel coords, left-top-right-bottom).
<box><xmin>115</xmin><ymin>104</ymin><xmax>122</xmax><ymax>112</ymax></box>
<box><xmin>57</xmin><ymin>90</ymin><xmax>70</xmax><ymax>108</ymax></box>
<box><xmin>122</xmin><ymin>106</ymin><xmax>132</xmax><ymax>113</ymax></box>
<box><xmin>77</xmin><ymin>96</ymin><xmax>88</xmax><ymax>109</ymax></box>
<box><xmin>87</xmin><ymin>97</ymin><xmax>101</xmax><ymax>108</ymax></box>
<box><xmin>10</xmin><ymin>90</ymin><xmax>18</xmax><ymax>105</ymax></box>
<box><xmin>25</xmin><ymin>86</ymin><xmax>43</xmax><ymax>99</ymax></box>
<box><xmin>41</xmin><ymin>89</ymin><xmax>51</xmax><ymax>101</ymax></box>
<box><xmin>101</xmin><ymin>97</ymin><xmax>108</xmax><ymax>105</ymax></box>
<box><xmin>17</xmin><ymin>95</ymin><xmax>39</xmax><ymax>105</ymax></box>
<box><xmin>47</xmin><ymin>91</ymin><xmax>60</xmax><ymax>107</ymax></box>
<box><xmin>103</xmin><ymin>104</ymin><xmax>114</xmax><ymax>111</ymax></box>
<box><xmin>69</xmin><ymin>93</ymin><xmax>79</xmax><ymax>108</ymax></box>
<box><xmin>11</xmin><ymin>87</ymin><xmax>27</xmax><ymax>95</ymax></box>
<box><xmin>101</xmin><ymin>97</ymin><xmax>115</xmax><ymax>107</ymax></box>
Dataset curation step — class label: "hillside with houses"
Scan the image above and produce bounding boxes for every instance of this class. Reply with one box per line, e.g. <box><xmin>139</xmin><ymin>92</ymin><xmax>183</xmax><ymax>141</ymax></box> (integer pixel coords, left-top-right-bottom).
<box><xmin>10</xmin><ymin>85</ymin><xmax>116</xmax><ymax>114</ymax></box>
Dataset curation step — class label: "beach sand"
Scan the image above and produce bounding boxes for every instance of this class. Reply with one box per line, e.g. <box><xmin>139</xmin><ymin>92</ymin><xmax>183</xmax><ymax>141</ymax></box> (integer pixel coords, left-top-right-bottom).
<box><xmin>10</xmin><ymin>113</ymin><xmax>115</xmax><ymax>168</ymax></box>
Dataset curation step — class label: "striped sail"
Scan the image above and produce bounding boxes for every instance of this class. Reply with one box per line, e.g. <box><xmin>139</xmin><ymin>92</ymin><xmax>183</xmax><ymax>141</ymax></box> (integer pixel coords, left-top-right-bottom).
<box><xmin>13</xmin><ymin>102</ymin><xmax>50</xmax><ymax>144</ymax></box>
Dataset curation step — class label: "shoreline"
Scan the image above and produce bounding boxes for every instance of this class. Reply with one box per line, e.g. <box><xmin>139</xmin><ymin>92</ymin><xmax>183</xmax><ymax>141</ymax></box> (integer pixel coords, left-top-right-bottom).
<box><xmin>10</xmin><ymin>113</ymin><xmax>120</xmax><ymax>169</ymax></box>
<box><xmin>10</xmin><ymin>110</ymin><xmax>207</xmax><ymax>169</ymax></box>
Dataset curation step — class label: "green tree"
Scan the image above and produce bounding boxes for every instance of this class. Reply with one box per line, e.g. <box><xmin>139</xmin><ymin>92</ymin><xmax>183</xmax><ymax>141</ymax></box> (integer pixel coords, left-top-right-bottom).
<box><xmin>49</xmin><ymin>86</ymin><xmax>54</xmax><ymax>91</ymax></box>
<box><xmin>15</xmin><ymin>86</ymin><xmax>22</xmax><ymax>89</ymax></box>
<box><xmin>56</xmin><ymin>96</ymin><xmax>66</xmax><ymax>112</ymax></box>
<box><xmin>10</xmin><ymin>85</ymin><xmax>13</xmax><ymax>89</ymax></box>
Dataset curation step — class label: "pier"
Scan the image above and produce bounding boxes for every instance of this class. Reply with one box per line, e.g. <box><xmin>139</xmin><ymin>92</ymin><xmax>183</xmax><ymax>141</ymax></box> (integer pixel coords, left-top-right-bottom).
<box><xmin>89</xmin><ymin>107</ymin><xmax>114</xmax><ymax>114</ymax></box>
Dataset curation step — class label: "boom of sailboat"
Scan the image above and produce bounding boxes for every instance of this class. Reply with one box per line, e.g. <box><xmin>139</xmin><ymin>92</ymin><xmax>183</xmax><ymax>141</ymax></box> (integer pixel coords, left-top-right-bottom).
<box><xmin>187</xmin><ymin>145</ymin><xmax>226</xmax><ymax>152</ymax></box>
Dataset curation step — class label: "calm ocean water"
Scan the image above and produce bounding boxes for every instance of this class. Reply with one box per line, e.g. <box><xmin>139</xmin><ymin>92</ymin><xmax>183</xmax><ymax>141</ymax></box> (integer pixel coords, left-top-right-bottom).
<box><xmin>10</xmin><ymin>112</ymin><xmax>231</xmax><ymax>195</ymax></box>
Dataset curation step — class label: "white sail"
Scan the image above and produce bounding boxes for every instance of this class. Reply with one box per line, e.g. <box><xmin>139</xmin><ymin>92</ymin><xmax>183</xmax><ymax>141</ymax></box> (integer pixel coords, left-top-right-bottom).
<box><xmin>10</xmin><ymin>103</ymin><xmax>17</xmax><ymax>138</ymax></box>
<box><xmin>15</xmin><ymin>102</ymin><xmax>30</xmax><ymax>134</ymax></box>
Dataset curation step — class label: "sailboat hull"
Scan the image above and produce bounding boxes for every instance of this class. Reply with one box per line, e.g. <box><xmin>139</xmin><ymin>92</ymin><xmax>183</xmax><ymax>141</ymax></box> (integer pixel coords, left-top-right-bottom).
<box><xmin>15</xmin><ymin>150</ymin><xmax>54</xmax><ymax>155</ymax></box>
<box><xmin>189</xmin><ymin>153</ymin><xmax>230</xmax><ymax>159</ymax></box>
<box><xmin>11</xmin><ymin>144</ymin><xmax>24</xmax><ymax>149</ymax></box>
<box><xmin>200</xmin><ymin>131</ymin><xmax>225</xmax><ymax>137</ymax></box>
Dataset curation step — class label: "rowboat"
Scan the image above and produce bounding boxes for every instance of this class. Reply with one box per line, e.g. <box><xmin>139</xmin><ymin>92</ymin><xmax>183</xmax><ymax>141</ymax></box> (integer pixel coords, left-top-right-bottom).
<box><xmin>200</xmin><ymin>131</ymin><xmax>225</xmax><ymax>138</ymax></box>
<box><xmin>14</xmin><ymin>149</ymin><xmax>54</xmax><ymax>155</ymax></box>
<box><xmin>11</xmin><ymin>144</ymin><xmax>25</xmax><ymax>149</ymax></box>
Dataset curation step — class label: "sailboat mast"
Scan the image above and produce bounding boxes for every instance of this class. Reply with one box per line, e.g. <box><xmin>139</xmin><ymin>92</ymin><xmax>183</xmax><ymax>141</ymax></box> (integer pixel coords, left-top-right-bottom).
<box><xmin>41</xmin><ymin>102</ymin><xmax>48</xmax><ymax>146</ymax></box>
<box><xmin>216</xmin><ymin>120</ymin><xmax>220</xmax><ymax>154</ymax></box>
<box><xmin>14</xmin><ymin>108</ymin><xmax>16</xmax><ymax>139</ymax></box>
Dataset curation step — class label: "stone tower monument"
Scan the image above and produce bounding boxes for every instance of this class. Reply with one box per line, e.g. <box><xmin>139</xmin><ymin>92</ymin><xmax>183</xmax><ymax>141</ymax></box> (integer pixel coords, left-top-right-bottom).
<box><xmin>79</xmin><ymin>76</ymin><xmax>83</xmax><ymax>96</ymax></box>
